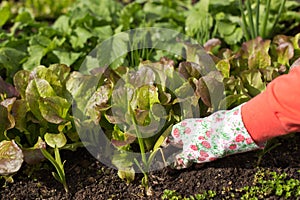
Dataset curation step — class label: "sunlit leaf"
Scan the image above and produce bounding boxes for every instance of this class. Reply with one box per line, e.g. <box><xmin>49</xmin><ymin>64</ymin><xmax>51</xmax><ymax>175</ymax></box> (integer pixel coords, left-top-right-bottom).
<box><xmin>66</xmin><ymin>71</ymin><xmax>100</xmax><ymax>116</ymax></box>
<box><xmin>273</xmin><ymin>35</ymin><xmax>294</xmax><ymax>65</ymax></box>
<box><xmin>25</xmin><ymin>78</ymin><xmax>55</xmax><ymax>122</ymax></box>
<box><xmin>13</xmin><ymin>70</ymin><xmax>30</xmax><ymax>99</ymax></box>
<box><xmin>204</xmin><ymin>38</ymin><xmax>221</xmax><ymax>52</ymax></box>
<box><xmin>53</xmin><ymin>50</ymin><xmax>82</xmax><ymax>66</ymax></box>
<box><xmin>241</xmin><ymin>37</ymin><xmax>271</xmax><ymax>69</ymax></box>
<box><xmin>0</xmin><ymin>98</ymin><xmax>16</xmax><ymax>134</ymax></box>
<box><xmin>44</xmin><ymin>132</ymin><xmax>67</xmax><ymax>148</ymax></box>
<box><xmin>12</xmin><ymin>99</ymin><xmax>29</xmax><ymax>132</ymax></box>
<box><xmin>85</xmin><ymin>84</ymin><xmax>112</xmax><ymax>124</ymax></box>
<box><xmin>240</xmin><ymin>69</ymin><xmax>266</xmax><ymax>97</ymax></box>
<box><xmin>117</xmin><ymin>168</ymin><xmax>135</xmax><ymax>185</ymax></box>
<box><xmin>23</xmin><ymin>36</ymin><xmax>52</xmax><ymax>70</ymax></box>
<box><xmin>39</xmin><ymin>96</ymin><xmax>71</xmax><ymax>124</ymax></box>
<box><xmin>70</xmin><ymin>27</ymin><xmax>93</xmax><ymax>49</ymax></box>
<box><xmin>33</xmin><ymin>65</ymin><xmax>71</xmax><ymax>98</ymax></box>
<box><xmin>0</xmin><ymin>2</ymin><xmax>11</xmax><ymax>27</ymax></box>
<box><xmin>0</xmin><ymin>140</ymin><xmax>23</xmax><ymax>175</ymax></box>
<box><xmin>216</xmin><ymin>59</ymin><xmax>230</xmax><ymax>78</ymax></box>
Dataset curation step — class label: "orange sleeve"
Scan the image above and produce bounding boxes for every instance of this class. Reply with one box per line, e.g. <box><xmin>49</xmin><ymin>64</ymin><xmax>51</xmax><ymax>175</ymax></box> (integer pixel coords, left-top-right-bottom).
<box><xmin>241</xmin><ymin>66</ymin><xmax>300</xmax><ymax>144</ymax></box>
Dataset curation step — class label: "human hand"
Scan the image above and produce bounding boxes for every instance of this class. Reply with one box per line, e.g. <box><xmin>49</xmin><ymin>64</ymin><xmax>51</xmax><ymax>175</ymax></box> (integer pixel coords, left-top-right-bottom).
<box><xmin>164</xmin><ymin>104</ymin><xmax>263</xmax><ymax>169</ymax></box>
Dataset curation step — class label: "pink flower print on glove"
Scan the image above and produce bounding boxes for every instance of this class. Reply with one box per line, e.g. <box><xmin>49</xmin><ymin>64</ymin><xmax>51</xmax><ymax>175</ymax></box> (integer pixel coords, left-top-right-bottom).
<box><xmin>163</xmin><ymin>104</ymin><xmax>262</xmax><ymax>169</ymax></box>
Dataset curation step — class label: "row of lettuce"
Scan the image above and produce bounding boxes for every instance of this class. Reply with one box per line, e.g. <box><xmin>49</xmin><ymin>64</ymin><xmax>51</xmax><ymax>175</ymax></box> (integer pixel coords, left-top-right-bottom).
<box><xmin>0</xmin><ymin>0</ymin><xmax>300</xmax><ymax>191</ymax></box>
<box><xmin>1</xmin><ymin>32</ymin><xmax>300</xmax><ymax>180</ymax></box>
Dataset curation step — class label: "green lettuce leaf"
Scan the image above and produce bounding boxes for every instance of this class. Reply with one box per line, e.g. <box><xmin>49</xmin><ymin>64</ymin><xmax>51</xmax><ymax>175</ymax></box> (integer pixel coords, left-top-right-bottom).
<box><xmin>273</xmin><ymin>35</ymin><xmax>294</xmax><ymax>66</ymax></box>
<box><xmin>11</xmin><ymin>99</ymin><xmax>29</xmax><ymax>132</ymax></box>
<box><xmin>13</xmin><ymin>70</ymin><xmax>30</xmax><ymax>99</ymax></box>
<box><xmin>240</xmin><ymin>69</ymin><xmax>266</xmax><ymax>97</ymax></box>
<box><xmin>0</xmin><ymin>47</ymin><xmax>26</xmax><ymax>78</ymax></box>
<box><xmin>25</xmin><ymin>77</ymin><xmax>70</xmax><ymax>124</ymax></box>
<box><xmin>44</xmin><ymin>132</ymin><xmax>67</xmax><ymax>149</ymax></box>
<box><xmin>0</xmin><ymin>2</ymin><xmax>11</xmax><ymax>28</ymax></box>
<box><xmin>0</xmin><ymin>98</ymin><xmax>16</xmax><ymax>136</ymax></box>
<box><xmin>241</xmin><ymin>37</ymin><xmax>271</xmax><ymax>69</ymax></box>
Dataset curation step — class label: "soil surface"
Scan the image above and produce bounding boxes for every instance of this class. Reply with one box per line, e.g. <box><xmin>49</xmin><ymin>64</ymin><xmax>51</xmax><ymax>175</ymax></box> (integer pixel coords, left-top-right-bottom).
<box><xmin>1</xmin><ymin>133</ymin><xmax>300</xmax><ymax>200</ymax></box>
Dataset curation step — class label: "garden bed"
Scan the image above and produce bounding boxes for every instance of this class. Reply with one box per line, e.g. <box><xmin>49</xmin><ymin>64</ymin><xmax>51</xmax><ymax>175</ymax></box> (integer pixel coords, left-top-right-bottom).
<box><xmin>1</xmin><ymin>133</ymin><xmax>300</xmax><ymax>199</ymax></box>
<box><xmin>1</xmin><ymin>0</ymin><xmax>300</xmax><ymax>199</ymax></box>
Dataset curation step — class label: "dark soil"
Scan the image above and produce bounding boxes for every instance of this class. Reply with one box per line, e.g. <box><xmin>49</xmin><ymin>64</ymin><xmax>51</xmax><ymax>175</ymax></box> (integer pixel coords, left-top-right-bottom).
<box><xmin>1</xmin><ymin>133</ymin><xmax>300</xmax><ymax>200</ymax></box>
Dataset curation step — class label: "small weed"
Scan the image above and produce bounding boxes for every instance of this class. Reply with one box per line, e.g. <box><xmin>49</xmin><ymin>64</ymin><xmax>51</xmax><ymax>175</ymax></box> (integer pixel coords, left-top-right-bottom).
<box><xmin>162</xmin><ymin>189</ymin><xmax>216</xmax><ymax>200</ymax></box>
<box><xmin>239</xmin><ymin>169</ymin><xmax>300</xmax><ymax>199</ymax></box>
<box><xmin>163</xmin><ymin>170</ymin><xmax>300</xmax><ymax>199</ymax></box>
<box><xmin>256</xmin><ymin>138</ymin><xmax>281</xmax><ymax>166</ymax></box>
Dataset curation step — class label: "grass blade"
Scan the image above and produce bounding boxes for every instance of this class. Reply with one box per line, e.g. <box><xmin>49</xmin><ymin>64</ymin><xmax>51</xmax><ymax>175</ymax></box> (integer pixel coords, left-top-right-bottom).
<box><xmin>255</xmin><ymin>0</ymin><xmax>260</xmax><ymax>37</ymax></box>
<box><xmin>262</xmin><ymin>0</ymin><xmax>271</xmax><ymax>38</ymax></box>
<box><xmin>239</xmin><ymin>0</ymin><xmax>250</xmax><ymax>41</ymax></box>
<box><xmin>41</xmin><ymin>148</ymin><xmax>68</xmax><ymax>192</ymax></box>
<box><xmin>271</xmin><ymin>0</ymin><xmax>286</xmax><ymax>37</ymax></box>
<box><xmin>246</xmin><ymin>0</ymin><xmax>256</xmax><ymax>38</ymax></box>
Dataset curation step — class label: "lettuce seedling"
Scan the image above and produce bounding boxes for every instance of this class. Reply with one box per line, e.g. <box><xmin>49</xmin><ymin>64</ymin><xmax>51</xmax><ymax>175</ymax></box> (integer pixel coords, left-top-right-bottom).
<box><xmin>41</xmin><ymin>132</ymin><xmax>68</xmax><ymax>192</ymax></box>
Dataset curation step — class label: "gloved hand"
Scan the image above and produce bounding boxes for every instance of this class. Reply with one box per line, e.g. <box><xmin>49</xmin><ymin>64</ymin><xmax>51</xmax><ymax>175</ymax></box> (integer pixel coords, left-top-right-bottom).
<box><xmin>165</xmin><ymin>104</ymin><xmax>264</xmax><ymax>169</ymax></box>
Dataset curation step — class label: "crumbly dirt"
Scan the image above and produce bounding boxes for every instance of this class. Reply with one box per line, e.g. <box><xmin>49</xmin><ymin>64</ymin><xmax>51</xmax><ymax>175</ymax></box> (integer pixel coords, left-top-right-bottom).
<box><xmin>1</xmin><ymin>133</ymin><xmax>300</xmax><ymax>200</ymax></box>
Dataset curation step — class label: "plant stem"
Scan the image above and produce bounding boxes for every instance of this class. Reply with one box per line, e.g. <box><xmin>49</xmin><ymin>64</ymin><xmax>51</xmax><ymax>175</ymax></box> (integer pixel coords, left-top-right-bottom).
<box><xmin>256</xmin><ymin>141</ymin><xmax>281</xmax><ymax>166</ymax></box>
<box><xmin>239</xmin><ymin>0</ymin><xmax>250</xmax><ymax>41</ymax></box>
<box><xmin>41</xmin><ymin>148</ymin><xmax>68</xmax><ymax>193</ymax></box>
<box><xmin>246</xmin><ymin>0</ymin><xmax>256</xmax><ymax>38</ymax></box>
<box><xmin>131</xmin><ymin>109</ymin><xmax>150</xmax><ymax>190</ymax></box>
<box><xmin>262</xmin><ymin>0</ymin><xmax>271</xmax><ymax>38</ymax></box>
<box><xmin>255</xmin><ymin>0</ymin><xmax>260</xmax><ymax>37</ymax></box>
<box><xmin>132</xmin><ymin>116</ymin><xmax>147</xmax><ymax>165</ymax></box>
<box><xmin>271</xmin><ymin>0</ymin><xmax>286</xmax><ymax>37</ymax></box>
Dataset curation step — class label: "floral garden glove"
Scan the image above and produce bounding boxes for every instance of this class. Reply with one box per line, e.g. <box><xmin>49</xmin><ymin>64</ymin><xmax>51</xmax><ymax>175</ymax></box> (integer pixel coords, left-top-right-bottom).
<box><xmin>166</xmin><ymin>104</ymin><xmax>264</xmax><ymax>169</ymax></box>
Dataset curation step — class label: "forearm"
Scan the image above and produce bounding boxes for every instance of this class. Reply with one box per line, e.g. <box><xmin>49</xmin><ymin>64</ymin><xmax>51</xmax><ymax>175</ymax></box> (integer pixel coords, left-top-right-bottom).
<box><xmin>242</xmin><ymin>66</ymin><xmax>300</xmax><ymax>144</ymax></box>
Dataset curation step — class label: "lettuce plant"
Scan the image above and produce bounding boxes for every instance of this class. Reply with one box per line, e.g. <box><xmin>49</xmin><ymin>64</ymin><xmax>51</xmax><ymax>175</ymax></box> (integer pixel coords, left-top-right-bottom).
<box><xmin>41</xmin><ymin>132</ymin><xmax>68</xmax><ymax>192</ymax></box>
<box><xmin>67</xmin><ymin>40</ymin><xmax>224</xmax><ymax>193</ymax></box>
<box><xmin>0</xmin><ymin>64</ymin><xmax>81</xmax><ymax>189</ymax></box>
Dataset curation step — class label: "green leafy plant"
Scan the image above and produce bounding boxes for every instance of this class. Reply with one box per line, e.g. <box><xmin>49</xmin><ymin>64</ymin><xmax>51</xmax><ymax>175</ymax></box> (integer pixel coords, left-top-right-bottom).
<box><xmin>132</xmin><ymin>120</ymin><xmax>171</xmax><ymax>193</ymax></box>
<box><xmin>0</xmin><ymin>31</ymin><xmax>299</xmax><ymax>191</ymax></box>
<box><xmin>25</xmin><ymin>0</ymin><xmax>75</xmax><ymax>20</ymax></box>
<box><xmin>0</xmin><ymin>64</ymin><xmax>83</xmax><ymax>190</ymax></box>
<box><xmin>40</xmin><ymin>147</ymin><xmax>67</xmax><ymax>191</ymax></box>
<box><xmin>238</xmin><ymin>169</ymin><xmax>300</xmax><ymax>199</ymax></box>
<box><xmin>162</xmin><ymin>189</ymin><xmax>217</xmax><ymax>200</ymax></box>
<box><xmin>239</xmin><ymin>0</ymin><xmax>296</xmax><ymax>41</ymax></box>
<box><xmin>185</xmin><ymin>0</ymin><xmax>214</xmax><ymax>45</ymax></box>
<box><xmin>66</xmin><ymin>38</ymin><xmax>223</xmax><ymax>193</ymax></box>
<box><xmin>41</xmin><ymin>132</ymin><xmax>68</xmax><ymax>192</ymax></box>
<box><xmin>1</xmin><ymin>0</ymin><xmax>300</xmax><ymax>193</ymax></box>
<box><xmin>256</xmin><ymin>138</ymin><xmax>281</xmax><ymax>166</ymax></box>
